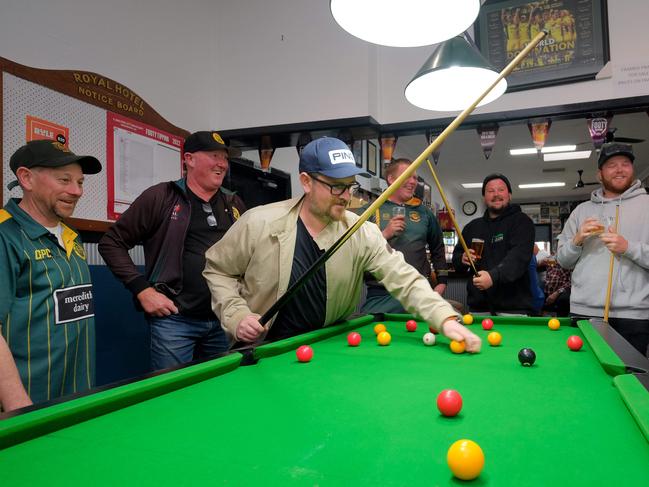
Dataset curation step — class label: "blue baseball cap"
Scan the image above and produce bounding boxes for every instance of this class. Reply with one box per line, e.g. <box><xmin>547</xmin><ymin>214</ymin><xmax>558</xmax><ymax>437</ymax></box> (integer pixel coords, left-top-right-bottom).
<box><xmin>299</xmin><ymin>137</ymin><xmax>368</xmax><ymax>178</ymax></box>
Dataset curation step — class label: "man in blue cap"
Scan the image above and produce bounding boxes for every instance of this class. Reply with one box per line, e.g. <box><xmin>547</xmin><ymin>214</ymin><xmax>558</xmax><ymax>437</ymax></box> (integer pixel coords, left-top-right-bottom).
<box><xmin>203</xmin><ymin>137</ymin><xmax>481</xmax><ymax>351</ymax></box>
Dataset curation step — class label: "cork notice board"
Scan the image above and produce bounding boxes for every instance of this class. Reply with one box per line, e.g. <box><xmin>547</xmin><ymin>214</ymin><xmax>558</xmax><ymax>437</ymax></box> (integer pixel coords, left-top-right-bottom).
<box><xmin>1</xmin><ymin>57</ymin><xmax>189</xmax><ymax>231</ymax></box>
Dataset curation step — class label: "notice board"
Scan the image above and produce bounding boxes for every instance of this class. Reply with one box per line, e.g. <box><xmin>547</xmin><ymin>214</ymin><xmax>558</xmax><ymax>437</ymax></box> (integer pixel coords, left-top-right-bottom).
<box><xmin>1</xmin><ymin>57</ymin><xmax>189</xmax><ymax>231</ymax></box>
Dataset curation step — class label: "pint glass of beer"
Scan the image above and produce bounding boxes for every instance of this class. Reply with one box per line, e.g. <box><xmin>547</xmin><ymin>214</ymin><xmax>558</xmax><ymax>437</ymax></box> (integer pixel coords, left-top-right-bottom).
<box><xmin>470</xmin><ymin>238</ymin><xmax>484</xmax><ymax>259</ymax></box>
<box><xmin>392</xmin><ymin>206</ymin><xmax>405</xmax><ymax>219</ymax></box>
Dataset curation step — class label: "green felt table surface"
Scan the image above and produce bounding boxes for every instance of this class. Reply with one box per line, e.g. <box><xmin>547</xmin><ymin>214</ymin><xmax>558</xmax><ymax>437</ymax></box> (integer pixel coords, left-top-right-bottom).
<box><xmin>2</xmin><ymin>314</ymin><xmax>649</xmax><ymax>486</ymax></box>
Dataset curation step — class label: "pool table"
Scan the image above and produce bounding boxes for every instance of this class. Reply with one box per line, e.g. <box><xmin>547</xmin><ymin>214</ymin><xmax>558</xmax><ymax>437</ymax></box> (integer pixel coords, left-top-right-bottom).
<box><xmin>2</xmin><ymin>314</ymin><xmax>649</xmax><ymax>485</ymax></box>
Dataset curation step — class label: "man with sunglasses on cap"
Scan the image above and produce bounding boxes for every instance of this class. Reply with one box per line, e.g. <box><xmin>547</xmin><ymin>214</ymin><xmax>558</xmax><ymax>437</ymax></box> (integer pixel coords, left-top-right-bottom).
<box><xmin>452</xmin><ymin>173</ymin><xmax>536</xmax><ymax>315</ymax></box>
<box><xmin>557</xmin><ymin>143</ymin><xmax>649</xmax><ymax>356</ymax></box>
<box><xmin>99</xmin><ymin>131</ymin><xmax>246</xmax><ymax>371</ymax></box>
<box><xmin>0</xmin><ymin>139</ymin><xmax>101</xmax><ymax>409</ymax></box>
<box><xmin>203</xmin><ymin>137</ymin><xmax>481</xmax><ymax>352</ymax></box>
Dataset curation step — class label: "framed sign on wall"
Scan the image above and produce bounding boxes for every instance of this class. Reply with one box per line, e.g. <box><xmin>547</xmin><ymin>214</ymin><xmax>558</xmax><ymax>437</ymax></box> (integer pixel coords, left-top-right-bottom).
<box><xmin>475</xmin><ymin>0</ymin><xmax>609</xmax><ymax>92</ymax></box>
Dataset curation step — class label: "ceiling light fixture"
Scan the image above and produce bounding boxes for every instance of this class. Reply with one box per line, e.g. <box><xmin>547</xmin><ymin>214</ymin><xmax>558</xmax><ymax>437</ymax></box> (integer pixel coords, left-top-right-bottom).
<box><xmin>518</xmin><ymin>182</ymin><xmax>566</xmax><ymax>189</ymax></box>
<box><xmin>461</xmin><ymin>183</ymin><xmax>484</xmax><ymax>189</ymax></box>
<box><xmin>330</xmin><ymin>0</ymin><xmax>480</xmax><ymax>47</ymax></box>
<box><xmin>543</xmin><ymin>151</ymin><xmax>592</xmax><ymax>162</ymax></box>
<box><xmin>510</xmin><ymin>145</ymin><xmax>577</xmax><ymax>155</ymax></box>
<box><xmin>405</xmin><ymin>34</ymin><xmax>507</xmax><ymax>112</ymax></box>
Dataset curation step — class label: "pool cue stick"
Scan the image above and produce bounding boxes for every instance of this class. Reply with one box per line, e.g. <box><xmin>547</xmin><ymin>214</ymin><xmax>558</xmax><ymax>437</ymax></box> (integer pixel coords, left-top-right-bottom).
<box><xmin>603</xmin><ymin>204</ymin><xmax>620</xmax><ymax>322</ymax></box>
<box><xmin>425</xmin><ymin>158</ymin><xmax>478</xmax><ymax>276</ymax></box>
<box><xmin>258</xmin><ymin>29</ymin><xmax>549</xmax><ymax>327</ymax></box>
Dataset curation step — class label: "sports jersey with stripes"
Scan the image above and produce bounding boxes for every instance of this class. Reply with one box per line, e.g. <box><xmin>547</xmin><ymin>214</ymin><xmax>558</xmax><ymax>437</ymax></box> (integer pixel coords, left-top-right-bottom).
<box><xmin>0</xmin><ymin>199</ymin><xmax>95</xmax><ymax>404</ymax></box>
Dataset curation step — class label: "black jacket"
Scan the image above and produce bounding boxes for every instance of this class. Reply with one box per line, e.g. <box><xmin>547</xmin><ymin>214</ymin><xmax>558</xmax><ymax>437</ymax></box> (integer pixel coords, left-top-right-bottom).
<box><xmin>452</xmin><ymin>204</ymin><xmax>535</xmax><ymax>313</ymax></box>
<box><xmin>98</xmin><ymin>179</ymin><xmax>245</xmax><ymax>301</ymax></box>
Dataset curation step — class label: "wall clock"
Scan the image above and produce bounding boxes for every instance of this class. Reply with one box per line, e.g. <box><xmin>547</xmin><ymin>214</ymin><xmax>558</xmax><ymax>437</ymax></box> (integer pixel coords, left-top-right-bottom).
<box><xmin>462</xmin><ymin>200</ymin><xmax>477</xmax><ymax>216</ymax></box>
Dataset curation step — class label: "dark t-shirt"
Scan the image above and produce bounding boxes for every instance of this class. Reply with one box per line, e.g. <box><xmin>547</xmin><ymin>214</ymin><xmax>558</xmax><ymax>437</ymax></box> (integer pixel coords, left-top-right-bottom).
<box><xmin>267</xmin><ymin>217</ymin><xmax>327</xmax><ymax>341</ymax></box>
<box><xmin>176</xmin><ymin>188</ymin><xmax>233</xmax><ymax>318</ymax></box>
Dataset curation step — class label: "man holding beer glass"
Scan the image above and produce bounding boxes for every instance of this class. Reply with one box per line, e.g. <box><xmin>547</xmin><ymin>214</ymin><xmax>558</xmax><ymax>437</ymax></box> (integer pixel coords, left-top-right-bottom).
<box><xmin>557</xmin><ymin>143</ymin><xmax>649</xmax><ymax>356</ymax></box>
<box><xmin>452</xmin><ymin>173</ymin><xmax>536</xmax><ymax>315</ymax></box>
<box><xmin>357</xmin><ymin>158</ymin><xmax>454</xmax><ymax>313</ymax></box>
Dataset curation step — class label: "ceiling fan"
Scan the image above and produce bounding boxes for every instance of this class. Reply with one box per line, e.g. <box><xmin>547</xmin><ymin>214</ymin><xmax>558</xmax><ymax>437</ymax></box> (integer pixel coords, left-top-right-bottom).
<box><xmin>604</xmin><ymin>128</ymin><xmax>645</xmax><ymax>144</ymax></box>
<box><xmin>577</xmin><ymin>128</ymin><xmax>645</xmax><ymax>147</ymax></box>
<box><xmin>573</xmin><ymin>169</ymin><xmax>598</xmax><ymax>190</ymax></box>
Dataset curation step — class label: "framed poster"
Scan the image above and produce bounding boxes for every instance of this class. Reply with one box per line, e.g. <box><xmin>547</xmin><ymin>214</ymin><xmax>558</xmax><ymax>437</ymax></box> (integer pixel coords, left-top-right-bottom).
<box><xmin>475</xmin><ymin>0</ymin><xmax>609</xmax><ymax>92</ymax></box>
<box><xmin>367</xmin><ymin>140</ymin><xmax>377</xmax><ymax>176</ymax></box>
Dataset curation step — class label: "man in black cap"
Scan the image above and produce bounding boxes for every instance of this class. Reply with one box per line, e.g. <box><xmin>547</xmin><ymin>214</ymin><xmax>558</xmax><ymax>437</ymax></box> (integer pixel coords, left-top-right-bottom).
<box><xmin>0</xmin><ymin>139</ymin><xmax>102</xmax><ymax>409</ymax></box>
<box><xmin>99</xmin><ymin>131</ymin><xmax>246</xmax><ymax>371</ymax></box>
<box><xmin>557</xmin><ymin>143</ymin><xmax>649</xmax><ymax>356</ymax></box>
<box><xmin>203</xmin><ymin>137</ymin><xmax>481</xmax><ymax>352</ymax></box>
<box><xmin>452</xmin><ymin>173</ymin><xmax>536</xmax><ymax>314</ymax></box>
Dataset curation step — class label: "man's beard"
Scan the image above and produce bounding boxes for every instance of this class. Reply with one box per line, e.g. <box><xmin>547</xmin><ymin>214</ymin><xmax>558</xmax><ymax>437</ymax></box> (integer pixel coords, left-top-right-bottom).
<box><xmin>602</xmin><ymin>176</ymin><xmax>633</xmax><ymax>195</ymax></box>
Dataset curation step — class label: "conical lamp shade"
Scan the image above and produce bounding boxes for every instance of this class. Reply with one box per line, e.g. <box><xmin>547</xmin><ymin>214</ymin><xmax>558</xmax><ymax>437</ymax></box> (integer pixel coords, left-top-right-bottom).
<box><xmin>330</xmin><ymin>0</ymin><xmax>480</xmax><ymax>47</ymax></box>
<box><xmin>405</xmin><ymin>36</ymin><xmax>507</xmax><ymax>112</ymax></box>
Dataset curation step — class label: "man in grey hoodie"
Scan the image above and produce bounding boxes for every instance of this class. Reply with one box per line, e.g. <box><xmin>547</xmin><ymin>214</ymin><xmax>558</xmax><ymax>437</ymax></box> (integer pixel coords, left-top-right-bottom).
<box><xmin>557</xmin><ymin>143</ymin><xmax>649</xmax><ymax>356</ymax></box>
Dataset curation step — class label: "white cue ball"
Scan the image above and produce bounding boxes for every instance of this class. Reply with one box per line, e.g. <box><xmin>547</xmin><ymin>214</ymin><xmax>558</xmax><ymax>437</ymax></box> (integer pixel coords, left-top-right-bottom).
<box><xmin>423</xmin><ymin>332</ymin><xmax>436</xmax><ymax>346</ymax></box>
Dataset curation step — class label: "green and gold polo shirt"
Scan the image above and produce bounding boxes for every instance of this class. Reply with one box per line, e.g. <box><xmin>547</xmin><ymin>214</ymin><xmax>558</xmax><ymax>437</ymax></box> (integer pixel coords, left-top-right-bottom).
<box><xmin>0</xmin><ymin>199</ymin><xmax>95</xmax><ymax>404</ymax></box>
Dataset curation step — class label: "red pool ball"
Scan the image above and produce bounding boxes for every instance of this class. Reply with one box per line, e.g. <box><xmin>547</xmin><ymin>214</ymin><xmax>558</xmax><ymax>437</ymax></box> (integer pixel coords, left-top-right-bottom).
<box><xmin>296</xmin><ymin>345</ymin><xmax>313</xmax><ymax>362</ymax></box>
<box><xmin>481</xmin><ymin>318</ymin><xmax>494</xmax><ymax>330</ymax></box>
<box><xmin>428</xmin><ymin>325</ymin><xmax>439</xmax><ymax>334</ymax></box>
<box><xmin>567</xmin><ymin>335</ymin><xmax>583</xmax><ymax>351</ymax></box>
<box><xmin>347</xmin><ymin>332</ymin><xmax>362</xmax><ymax>347</ymax></box>
<box><xmin>406</xmin><ymin>320</ymin><xmax>418</xmax><ymax>332</ymax></box>
<box><xmin>437</xmin><ymin>389</ymin><xmax>463</xmax><ymax>417</ymax></box>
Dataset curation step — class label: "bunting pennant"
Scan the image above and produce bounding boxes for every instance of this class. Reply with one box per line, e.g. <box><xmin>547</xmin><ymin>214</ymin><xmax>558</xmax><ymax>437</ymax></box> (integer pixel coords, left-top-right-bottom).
<box><xmin>477</xmin><ymin>124</ymin><xmax>499</xmax><ymax>160</ymax></box>
<box><xmin>528</xmin><ymin>120</ymin><xmax>552</xmax><ymax>153</ymax></box>
<box><xmin>258</xmin><ymin>135</ymin><xmax>275</xmax><ymax>172</ymax></box>
<box><xmin>379</xmin><ymin>134</ymin><xmax>398</xmax><ymax>164</ymax></box>
<box><xmin>587</xmin><ymin>116</ymin><xmax>611</xmax><ymax>151</ymax></box>
<box><xmin>426</xmin><ymin>129</ymin><xmax>442</xmax><ymax>164</ymax></box>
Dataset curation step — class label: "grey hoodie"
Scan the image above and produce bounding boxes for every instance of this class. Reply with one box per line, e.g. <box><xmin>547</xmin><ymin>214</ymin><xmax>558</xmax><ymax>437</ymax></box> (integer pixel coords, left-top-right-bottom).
<box><xmin>556</xmin><ymin>180</ymin><xmax>649</xmax><ymax>319</ymax></box>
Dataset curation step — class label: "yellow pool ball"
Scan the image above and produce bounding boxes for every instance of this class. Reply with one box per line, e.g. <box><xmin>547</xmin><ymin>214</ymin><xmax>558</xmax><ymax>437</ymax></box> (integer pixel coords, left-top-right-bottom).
<box><xmin>462</xmin><ymin>314</ymin><xmax>474</xmax><ymax>325</ymax></box>
<box><xmin>374</xmin><ymin>323</ymin><xmax>387</xmax><ymax>335</ymax></box>
<box><xmin>487</xmin><ymin>331</ymin><xmax>502</xmax><ymax>346</ymax></box>
<box><xmin>447</xmin><ymin>439</ymin><xmax>485</xmax><ymax>481</ymax></box>
<box><xmin>548</xmin><ymin>318</ymin><xmax>561</xmax><ymax>330</ymax></box>
<box><xmin>377</xmin><ymin>331</ymin><xmax>392</xmax><ymax>346</ymax></box>
<box><xmin>450</xmin><ymin>340</ymin><xmax>466</xmax><ymax>354</ymax></box>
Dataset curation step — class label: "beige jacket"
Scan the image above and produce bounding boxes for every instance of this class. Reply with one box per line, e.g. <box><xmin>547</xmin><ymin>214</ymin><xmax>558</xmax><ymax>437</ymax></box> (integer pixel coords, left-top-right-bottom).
<box><xmin>203</xmin><ymin>197</ymin><xmax>459</xmax><ymax>338</ymax></box>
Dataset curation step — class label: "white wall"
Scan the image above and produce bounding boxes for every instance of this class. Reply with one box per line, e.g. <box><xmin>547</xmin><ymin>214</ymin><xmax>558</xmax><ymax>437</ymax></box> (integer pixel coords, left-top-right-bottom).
<box><xmin>3</xmin><ymin>1</ymin><xmax>647</xmax><ymax>131</ymax></box>
<box><xmin>0</xmin><ymin>0</ymin><xmax>219</xmax><ymax>131</ymax></box>
<box><xmin>213</xmin><ymin>0</ymin><xmax>376</xmax><ymax>130</ymax></box>
<box><xmin>2</xmin><ymin>0</ymin><xmax>649</xmax><ymax>210</ymax></box>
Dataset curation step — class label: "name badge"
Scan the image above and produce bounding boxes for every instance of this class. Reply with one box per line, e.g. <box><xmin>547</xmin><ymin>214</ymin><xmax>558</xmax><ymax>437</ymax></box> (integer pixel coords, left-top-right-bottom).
<box><xmin>53</xmin><ymin>284</ymin><xmax>95</xmax><ymax>324</ymax></box>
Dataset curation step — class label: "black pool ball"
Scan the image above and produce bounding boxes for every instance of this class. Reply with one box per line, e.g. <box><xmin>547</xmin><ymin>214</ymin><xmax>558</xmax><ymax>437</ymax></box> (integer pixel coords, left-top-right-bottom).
<box><xmin>518</xmin><ymin>348</ymin><xmax>536</xmax><ymax>366</ymax></box>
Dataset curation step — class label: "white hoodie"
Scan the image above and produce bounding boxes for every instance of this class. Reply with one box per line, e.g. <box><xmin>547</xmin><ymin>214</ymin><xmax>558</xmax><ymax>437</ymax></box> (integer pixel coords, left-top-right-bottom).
<box><xmin>557</xmin><ymin>180</ymin><xmax>649</xmax><ymax>319</ymax></box>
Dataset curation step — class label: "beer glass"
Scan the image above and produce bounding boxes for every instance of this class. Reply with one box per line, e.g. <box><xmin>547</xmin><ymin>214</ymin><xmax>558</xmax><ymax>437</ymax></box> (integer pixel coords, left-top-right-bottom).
<box><xmin>470</xmin><ymin>238</ymin><xmax>484</xmax><ymax>259</ymax></box>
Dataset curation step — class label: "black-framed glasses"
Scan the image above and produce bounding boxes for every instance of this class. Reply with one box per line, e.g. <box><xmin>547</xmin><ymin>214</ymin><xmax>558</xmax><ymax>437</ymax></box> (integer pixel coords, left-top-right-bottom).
<box><xmin>310</xmin><ymin>174</ymin><xmax>360</xmax><ymax>196</ymax></box>
<box><xmin>202</xmin><ymin>203</ymin><xmax>217</xmax><ymax>227</ymax></box>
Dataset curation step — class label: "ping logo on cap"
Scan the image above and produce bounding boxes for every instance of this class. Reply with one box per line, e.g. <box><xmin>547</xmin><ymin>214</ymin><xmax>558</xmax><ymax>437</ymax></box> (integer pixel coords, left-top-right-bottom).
<box><xmin>328</xmin><ymin>149</ymin><xmax>354</xmax><ymax>165</ymax></box>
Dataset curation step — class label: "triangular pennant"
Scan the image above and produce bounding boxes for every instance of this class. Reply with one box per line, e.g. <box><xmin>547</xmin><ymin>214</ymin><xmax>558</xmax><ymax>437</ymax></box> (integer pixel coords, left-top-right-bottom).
<box><xmin>379</xmin><ymin>134</ymin><xmax>398</xmax><ymax>164</ymax></box>
<box><xmin>258</xmin><ymin>135</ymin><xmax>275</xmax><ymax>172</ymax></box>
<box><xmin>426</xmin><ymin>129</ymin><xmax>442</xmax><ymax>165</ymax></box>
<box><xmin>528</xmin><ymin>120</ymin><xmax>552</xmax><ymax>153</ymax></box>
<box><xmin>587</xmin><ymin>116</ymin><xmax>611</xmax><ymax>151</ymax></box>
<box><xmin>477</xmin><ymin>124</ymin><xmax>499</xmax><ymax>160</ymax></box>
